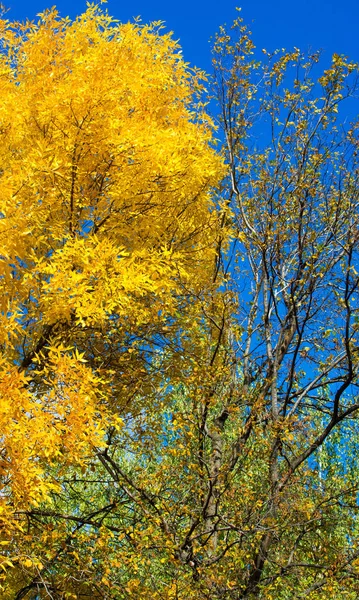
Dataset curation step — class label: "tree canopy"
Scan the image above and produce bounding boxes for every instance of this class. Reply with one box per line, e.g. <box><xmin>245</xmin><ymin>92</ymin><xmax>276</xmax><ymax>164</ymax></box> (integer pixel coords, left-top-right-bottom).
<box><xmin>1</xmin><ymin>5</ymin><xmax>359</xmax><ymax>600</ymax></box>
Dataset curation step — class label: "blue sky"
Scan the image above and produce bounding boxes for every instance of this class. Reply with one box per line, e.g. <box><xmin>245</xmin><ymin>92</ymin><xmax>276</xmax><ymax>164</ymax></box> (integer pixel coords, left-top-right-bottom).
<box><xmin>6</xmin><ymin>1</ymin><xmax>359</xmax><ymax>73</ymax></box>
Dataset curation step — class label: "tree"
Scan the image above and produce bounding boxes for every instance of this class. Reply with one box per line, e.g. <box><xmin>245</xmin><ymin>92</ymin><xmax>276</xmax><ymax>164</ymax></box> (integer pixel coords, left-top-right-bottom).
<box><xmin>0</xmin><ymin>5</ymin><xmax>224</xmax><ymax>596</ymax></box>
<box><xmin>1</xmin><ymin>5</ymin><xmax>359</xmax><ymax>600</ymax></box>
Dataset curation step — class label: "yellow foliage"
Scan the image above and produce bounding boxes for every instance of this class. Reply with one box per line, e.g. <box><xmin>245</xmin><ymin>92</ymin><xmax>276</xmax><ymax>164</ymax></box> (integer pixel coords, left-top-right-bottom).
<box><xmin>0</xmin><ymin>4</ymin><xmax>223</xmax><ymax>529</ymax></box>
<box><xmin>0</xmin><ymin>350</ymin><xmax>107</xmax><ymax>520</ymax></box>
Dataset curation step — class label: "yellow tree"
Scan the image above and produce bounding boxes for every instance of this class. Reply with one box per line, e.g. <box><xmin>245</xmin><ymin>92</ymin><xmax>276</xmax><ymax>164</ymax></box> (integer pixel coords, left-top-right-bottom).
<box><xmin>0</xmin><ymin>4</ymin><xmax>224</xmax><ymax>592</ymax></box>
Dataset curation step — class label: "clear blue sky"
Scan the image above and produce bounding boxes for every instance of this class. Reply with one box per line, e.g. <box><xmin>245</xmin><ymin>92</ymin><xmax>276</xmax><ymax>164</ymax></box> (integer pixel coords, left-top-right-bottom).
<box><xmin>6</xmin><ymin>1</ymin><xmax>359</xmax><ymax>72</ymax></box>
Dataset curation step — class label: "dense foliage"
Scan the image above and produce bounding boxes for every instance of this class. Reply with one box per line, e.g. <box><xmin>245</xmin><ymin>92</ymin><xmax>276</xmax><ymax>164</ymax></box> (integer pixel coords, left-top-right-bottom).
<box><xmin>0</xmin><ymin>5</ymin><xmax>359</xmax><ymax>599</ymax></box>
